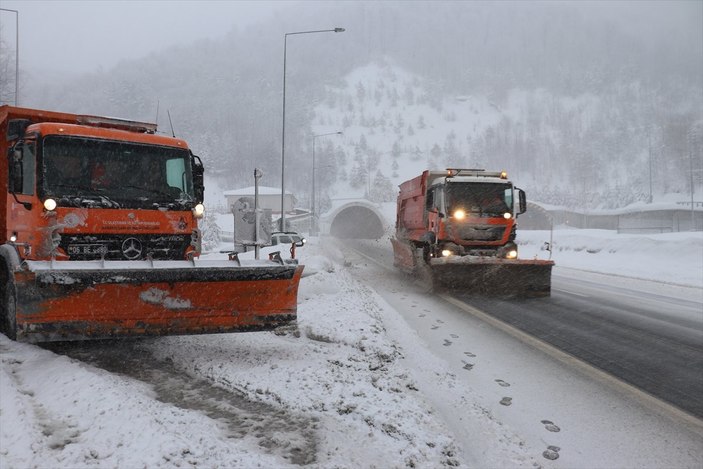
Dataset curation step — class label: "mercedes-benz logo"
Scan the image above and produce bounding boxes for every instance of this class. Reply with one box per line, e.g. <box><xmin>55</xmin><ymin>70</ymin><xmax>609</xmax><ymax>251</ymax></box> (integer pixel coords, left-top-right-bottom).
<box><xmin>121</xmin><ymin>237</ymin><xmax>143</xmax><ymax>260</ymax></box>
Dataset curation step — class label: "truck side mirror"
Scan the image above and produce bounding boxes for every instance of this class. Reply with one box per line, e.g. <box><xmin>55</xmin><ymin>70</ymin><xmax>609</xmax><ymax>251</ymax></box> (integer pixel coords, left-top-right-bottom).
<box><xmin>7</xmin><ymin>140</ymin><xmax>33</xmax><ymax>210</ymax></box>
<box><xmin>8</xmin><ymin>141</ymin><xmax>24</xmax><ymax>193</ymax></box>
<box><xmin>517</xmin><ymin>188</ymin><xmax>527</xmax><ymax>215</ymax></box>
<box><xmin>192</xmin><ymin>154</ymin><xmax>205</xmax><ymax>202</ymax></box>
<box><xmin>7</xmin><ymin>119</ymin><xmax>31</xmax><ymax>141</ymax></box>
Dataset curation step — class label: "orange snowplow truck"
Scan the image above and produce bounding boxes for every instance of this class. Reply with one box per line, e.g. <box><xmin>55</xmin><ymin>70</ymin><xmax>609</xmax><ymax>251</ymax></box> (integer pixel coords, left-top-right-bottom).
<box><xmin>391</xmin><ymin>169</ymin><xmax>553</xmax><ymax>297</ymax></box>
<box><xmin>0</xmin><ymin>106</ymin><xmax>303</xmax><ymax>342</ymax></box>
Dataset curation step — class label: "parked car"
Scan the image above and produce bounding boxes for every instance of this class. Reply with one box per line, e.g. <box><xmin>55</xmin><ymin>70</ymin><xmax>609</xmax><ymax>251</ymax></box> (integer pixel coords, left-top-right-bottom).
<box><xmin>270</xmin><ymin>231</ymin><xmax>307</xmax><ymax>247</ymax></box>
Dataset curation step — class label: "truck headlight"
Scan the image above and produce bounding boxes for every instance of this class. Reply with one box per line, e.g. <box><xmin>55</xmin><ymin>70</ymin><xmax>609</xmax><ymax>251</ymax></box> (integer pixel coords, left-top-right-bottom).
<box><xmin>193</xmin><ymin>203</ymin><xmax>205</xmax><ymax>218</ymax></box>
<box><xmin>441</xmin><ymin>249</ymin><xmax>454</xmax><ymax>257</ymax></box>
<box><xmin>499</xmin><ymin>242</ymin><xmax>518</xmax><ymax>259</ymax></box>
<box><xmin>503</xmin><ymin>212</ymin><xmax>512</xmax><ymax>219</ymax></box>
<box><xmin>453</xmin><ymin>209</ymin><xmax>466</xmax><ymax>220</ymax></box>
<box><xmin>43</xmin><ymin>198</ymin><xmax>57</xmax><ymax>211</ymax></box>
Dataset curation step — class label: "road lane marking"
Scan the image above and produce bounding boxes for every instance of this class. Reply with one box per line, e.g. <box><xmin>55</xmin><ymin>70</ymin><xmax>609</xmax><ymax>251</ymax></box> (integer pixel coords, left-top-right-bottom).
<box><xmin>552</xmin><ymin>287</ymin><xmax>589</xmax><ymax>297</ymax></box>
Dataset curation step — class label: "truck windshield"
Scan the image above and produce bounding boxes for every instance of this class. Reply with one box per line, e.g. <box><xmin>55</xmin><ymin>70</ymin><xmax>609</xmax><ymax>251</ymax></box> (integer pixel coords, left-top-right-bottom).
<box><xmin>41</xmin><ymin>135</ymin><xmax>194</xmax><ymax>206</ymax></box>
<box><xmin>445</xmin><ymin>182</ymin><xmax>513</xmax><ymax>216</ymax></box>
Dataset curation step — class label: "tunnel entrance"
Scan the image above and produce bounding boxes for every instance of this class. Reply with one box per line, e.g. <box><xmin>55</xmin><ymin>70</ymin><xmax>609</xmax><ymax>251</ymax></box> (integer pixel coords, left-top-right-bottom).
<box><xmin>329</xmin><ymin>206</ymin><xmax>385</xmax><ymax>239</ymax></box>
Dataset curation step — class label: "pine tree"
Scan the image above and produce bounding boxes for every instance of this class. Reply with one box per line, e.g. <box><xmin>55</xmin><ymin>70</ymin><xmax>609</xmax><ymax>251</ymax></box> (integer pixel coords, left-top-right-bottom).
<box><xmin>370</xmin><ymin>170</ymin><xmax>395</xmax><ymax>202</ymax></box>
<box><xmin>200</xmin><ymin>211</ymin><xmax>222</xmax><ymax>252</ymax></box>
<box><xmin>356</xmin><ymin>81</ymin><xmax>366</xmax><ymax>103</ymax></box>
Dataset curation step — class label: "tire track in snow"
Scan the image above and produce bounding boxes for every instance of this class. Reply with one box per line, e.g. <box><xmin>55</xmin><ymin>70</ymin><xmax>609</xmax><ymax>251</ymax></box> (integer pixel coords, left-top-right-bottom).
<box><xmin>42</xmin><ymin>340</ymin><xmax>319</xmax><ymax>465</ymax></box>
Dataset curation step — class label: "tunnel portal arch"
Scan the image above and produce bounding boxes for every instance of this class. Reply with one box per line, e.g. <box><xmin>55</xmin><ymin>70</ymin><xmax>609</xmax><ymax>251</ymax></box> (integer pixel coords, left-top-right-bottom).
<box><xmin>322</xmin><ymin>201</ymin><xmax>387</xmax><ymax>239</ymax></box>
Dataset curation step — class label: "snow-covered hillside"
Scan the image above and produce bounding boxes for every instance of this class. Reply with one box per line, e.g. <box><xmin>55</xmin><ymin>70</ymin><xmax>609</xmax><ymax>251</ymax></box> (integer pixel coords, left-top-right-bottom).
<box><xmin>308</xmin><ymin>61</ymin><xmax>701</xmax><ymax>212</ymax></box>
<box><xmin>313</xmin><ymin>62</ymin><xmax>504</xmax><ymax>201</ymax></box>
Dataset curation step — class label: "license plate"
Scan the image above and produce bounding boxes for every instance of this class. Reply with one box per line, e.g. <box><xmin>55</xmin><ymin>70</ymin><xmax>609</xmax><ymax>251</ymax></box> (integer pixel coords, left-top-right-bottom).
<box><xmin>68</xmin><ymin>244</ymin><xmax>108</xmax><ymax>255</ymax></box>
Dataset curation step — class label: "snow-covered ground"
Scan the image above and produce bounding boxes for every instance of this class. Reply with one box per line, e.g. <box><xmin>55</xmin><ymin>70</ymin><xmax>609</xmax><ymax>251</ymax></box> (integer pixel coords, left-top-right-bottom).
<box><xmin>1</xmin><ymin>228</ymin><xmax>702</xmax><ymax>468</ymax></box>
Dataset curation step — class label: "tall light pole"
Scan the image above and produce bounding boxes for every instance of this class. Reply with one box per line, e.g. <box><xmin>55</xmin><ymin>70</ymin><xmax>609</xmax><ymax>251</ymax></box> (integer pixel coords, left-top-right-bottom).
<box><xmin>688</xmin><ymin>129</ymin><xmax>697</xmax><ymax>231</ymax></box>
<box><xmin>0</xmin><ymin>8</ymin><xmax>19</xmax><ymax>106</ymax></box>
<box><xmin>280</xmin><ymin>27</ymin><xmax>344</xmax><ymax>231</ymax></box>
<box><xmin>312</xmin><ymin>131</ymin><xmax>342</xmax><ymax>235</ymax></box>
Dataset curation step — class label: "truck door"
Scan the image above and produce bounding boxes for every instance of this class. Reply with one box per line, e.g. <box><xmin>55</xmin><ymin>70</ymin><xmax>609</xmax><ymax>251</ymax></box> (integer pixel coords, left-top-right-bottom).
<box><xmin>425</xmin><ymin>186</ymin><xmax>443</xmax><ymax>236</ymax></box>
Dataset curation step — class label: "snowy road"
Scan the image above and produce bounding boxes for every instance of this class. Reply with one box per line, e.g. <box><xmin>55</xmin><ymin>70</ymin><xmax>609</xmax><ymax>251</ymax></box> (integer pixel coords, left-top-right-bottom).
<box><xmin>2</xmin><ymin>232</ymin><xmax>702</xmax><ymax>468</ymax></box>
<box><xmin>346</xmin><ymin>237</ymin><xmax>703</xmax><ymax>419</ymax></box>
<box><xmin>41</xmin><ymin>340</ymin><xmax>319</xmax><ymax>464</ymax></box>
<box><xmin>334</xmin><ymin>237</ymin><xmax>703</xmax><ymax>467</ymax></box>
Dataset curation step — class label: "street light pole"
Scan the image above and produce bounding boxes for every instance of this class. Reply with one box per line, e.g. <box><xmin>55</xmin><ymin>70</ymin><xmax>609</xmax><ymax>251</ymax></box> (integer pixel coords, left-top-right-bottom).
<box><xmin>312</xmin><ymin>131</ymin><xmax>342</xmax><ymax>235</ymax></box>
<box><xmin>280</xmin><ymin>27</ymin><xmax>344</xmax><ymax>231</ymax></box>
<box><xmin>0</xmin><ymin>8</ymin><xmax>19</xmax><ymax>106</ymax></box>
<box><xmin>689</xmin><ymin>130</ymin><xmax>696</xmax><ymax>231</ymax></box>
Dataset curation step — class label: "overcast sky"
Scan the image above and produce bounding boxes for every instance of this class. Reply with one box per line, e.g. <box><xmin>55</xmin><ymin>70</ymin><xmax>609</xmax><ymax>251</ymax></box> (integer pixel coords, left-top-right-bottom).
<box><xmin>1</xmin><ymin>1</ymin><xmax>700</xmax><ymax>76</ymax></box>
<box><xmin>0</xmin><ymin>0</ymin><xmax>283</xmax><ymax>74</ymax></box>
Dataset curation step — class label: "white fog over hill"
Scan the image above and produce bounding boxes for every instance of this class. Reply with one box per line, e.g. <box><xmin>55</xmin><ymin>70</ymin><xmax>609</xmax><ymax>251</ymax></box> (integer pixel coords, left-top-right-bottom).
<box><xmin>3</xmin><ymin>1</ymin><xmax>700</xmax><ymax>211</ymax></box>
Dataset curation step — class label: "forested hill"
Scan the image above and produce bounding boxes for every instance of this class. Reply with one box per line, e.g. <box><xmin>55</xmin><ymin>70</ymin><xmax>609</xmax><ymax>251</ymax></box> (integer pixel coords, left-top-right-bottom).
<box><xmin>18</xmin><ymin>1</ymin><xmax>703</xmax><ymax>209</ymax></box>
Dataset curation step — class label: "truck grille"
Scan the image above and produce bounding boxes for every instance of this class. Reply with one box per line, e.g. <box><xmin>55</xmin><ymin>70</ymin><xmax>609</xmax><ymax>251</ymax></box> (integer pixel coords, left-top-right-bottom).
<box><xmin>455</xmin><ymin>225</ymin><xmax>505</xmax><ymax>241</ymax></box>
<box><xmin>60</xmin><ymin>234</ymin><xmax>191</xmax><ymax>261</ymax></box>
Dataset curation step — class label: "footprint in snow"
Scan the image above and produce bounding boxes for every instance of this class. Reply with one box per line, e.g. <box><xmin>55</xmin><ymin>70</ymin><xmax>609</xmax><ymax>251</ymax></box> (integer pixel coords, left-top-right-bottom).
<box><xmin>436</xmin><ymin>319</ymin><xmax>445</xmax><ymax>324</ymax></box>
<box><xmin>542</xmin><ymin>445</ymin><xmax>561</xmax><ymax>460</ymax></box>
<box><xmin>450</xmin><ymin>334</ymin><xmax>459</xmax><ymax>339</ymax></box>
<box><xmin>499</xmin><ymin>397</ymin><xmax>512</xmax><ymax>406</ymax></box>
<box><xmin>541</xmin><ymin>420</ymin><xmax>561</xmax><ymax>432</ymax></box>
<box><xmin>431</xmin><ymin>325</ymin><xmax>440</xmax><ymax>330</ymax></box>
<box><xmin>462</xmin><ymin>361</ymin><xmax>474</xmax><ymax>371</ymax></box>
<box><xmin>419</xmin><ymin>313</ymin><xmax>426</xmax><ymax>317</ymax></box>
<box><xmin>443</xmin><ymin>339</ymin><xmax>452</xmax><ymax>347</ymax></box>
<box><xmin>463</xmin><ymin>351</ymin><xmax>476</xmax><ymax>358</ymax></box>
<box><xmin>495</xmin><ymin>379</ymin><xmax>510</xmax><ymax>387</ymax></box>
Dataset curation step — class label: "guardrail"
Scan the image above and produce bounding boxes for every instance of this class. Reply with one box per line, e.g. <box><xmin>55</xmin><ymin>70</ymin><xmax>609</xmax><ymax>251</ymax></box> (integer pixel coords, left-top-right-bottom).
<box><xmin>616</xmin><ymin>226</ymin><xmax>674</xmax><ymax>234</ymax></box>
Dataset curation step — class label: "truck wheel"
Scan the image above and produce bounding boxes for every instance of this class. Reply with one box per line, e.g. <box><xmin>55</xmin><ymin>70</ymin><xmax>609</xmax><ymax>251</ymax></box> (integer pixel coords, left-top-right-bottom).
<box><xmin>0</xmin><ymin>260</ymin><xmax>17</xmax><ymax>341</ymax></box>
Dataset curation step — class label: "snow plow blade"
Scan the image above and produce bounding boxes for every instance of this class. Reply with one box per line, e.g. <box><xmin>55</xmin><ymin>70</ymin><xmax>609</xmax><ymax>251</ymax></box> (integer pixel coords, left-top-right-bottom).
<box><xmin>12</xmin><ymin>260</ymin><xmax>304</xmax><ymax>343</ymax></box>
<box><xmin>429</xmin><ymin>257</ymin><xmax>554</xmax><ymax>297</ymax></box>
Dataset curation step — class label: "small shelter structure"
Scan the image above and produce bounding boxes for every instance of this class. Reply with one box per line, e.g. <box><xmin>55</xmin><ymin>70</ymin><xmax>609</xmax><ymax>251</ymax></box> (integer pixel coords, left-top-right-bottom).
<box><xmin>223</xmin><ymin>186</ymin><xmax>296</xmax><ymax>214</ymax></box>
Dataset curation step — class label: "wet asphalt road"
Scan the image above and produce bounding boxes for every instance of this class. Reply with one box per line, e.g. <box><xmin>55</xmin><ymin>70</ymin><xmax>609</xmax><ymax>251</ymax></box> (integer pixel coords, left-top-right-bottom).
<box><xmin>456</xmin><ymin>274</ymin><xmax>703</xmax><ymax>419</ymax></box>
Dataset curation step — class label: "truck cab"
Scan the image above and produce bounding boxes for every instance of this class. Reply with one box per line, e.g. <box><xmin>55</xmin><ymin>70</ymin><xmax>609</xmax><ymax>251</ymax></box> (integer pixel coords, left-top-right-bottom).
<box><xmin>424</xmin><ymin>169</ymin><xmax>526</xmax><ymax>259</ymax></box>
<box><xmin>3</xmin><ymin>106</ymin><xmax>205</xmax><ymax>262</ymax></box>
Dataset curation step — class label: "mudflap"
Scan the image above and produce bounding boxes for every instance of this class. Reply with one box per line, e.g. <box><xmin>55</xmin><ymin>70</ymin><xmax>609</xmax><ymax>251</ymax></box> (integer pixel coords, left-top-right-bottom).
<box><xmin>13</xmin><ymin>260</ymin><xmax>304</xmax><ymax>343</ymax></box>
<box><xmin>429</xmin><ymin>257</ymin><xmax>554</xmax><ymax>298</ymax></box>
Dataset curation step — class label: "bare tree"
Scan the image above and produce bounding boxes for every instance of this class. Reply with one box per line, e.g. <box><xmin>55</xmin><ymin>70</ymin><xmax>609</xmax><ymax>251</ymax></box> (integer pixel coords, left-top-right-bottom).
<box><xmin>0</xmin><ymin>36</ymin><xmax>17</xmax><ymax>105</ymax></box>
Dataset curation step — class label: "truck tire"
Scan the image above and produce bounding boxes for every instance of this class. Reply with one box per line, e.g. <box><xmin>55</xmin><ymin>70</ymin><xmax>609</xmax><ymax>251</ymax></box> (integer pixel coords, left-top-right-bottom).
<box><xmin>0</xmin><ymin>247</ymin><xmax>18</xmax><ymax>340</ymax></box>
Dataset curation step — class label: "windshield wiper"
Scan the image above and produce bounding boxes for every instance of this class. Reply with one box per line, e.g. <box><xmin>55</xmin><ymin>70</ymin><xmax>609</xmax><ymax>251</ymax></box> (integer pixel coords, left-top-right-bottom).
<box><xmin>49</xmin><ymin>183</ymin><xmax>88</xmax><ymax>192</ymax></box>
<box><xmin>122</xmin><ymin>185</ymin><xmax>183</xmax><ymax>198</ymax></box>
